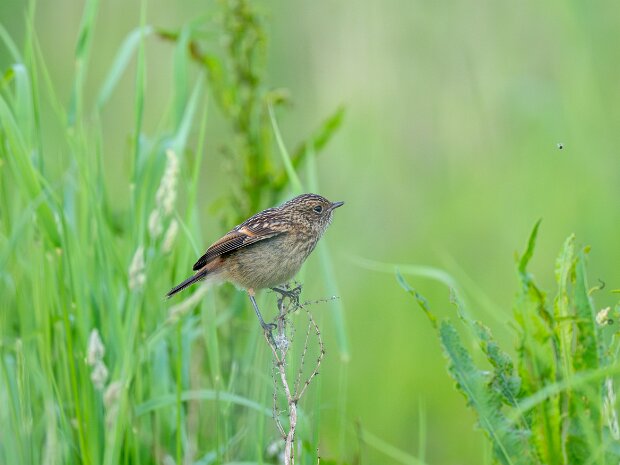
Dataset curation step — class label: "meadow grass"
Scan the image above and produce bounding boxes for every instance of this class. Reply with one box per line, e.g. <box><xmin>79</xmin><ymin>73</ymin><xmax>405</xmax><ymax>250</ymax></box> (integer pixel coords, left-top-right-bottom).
<box><xmin>0</xmin><ymin>1</ymin><xmax>347</xmax><ymax>464</ymax></box>
<box><xmin>4</xmin><ymin>0</ymin><xmax>617</xmax><ymax>464</ymax></box>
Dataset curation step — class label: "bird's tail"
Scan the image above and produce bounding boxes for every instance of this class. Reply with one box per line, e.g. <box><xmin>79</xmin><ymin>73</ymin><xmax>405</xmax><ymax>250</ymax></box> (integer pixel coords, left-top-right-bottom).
<box><xmin>166</xmin><ymin>269</ymin><xmax>207</xmax><ymax>298</ymax></box>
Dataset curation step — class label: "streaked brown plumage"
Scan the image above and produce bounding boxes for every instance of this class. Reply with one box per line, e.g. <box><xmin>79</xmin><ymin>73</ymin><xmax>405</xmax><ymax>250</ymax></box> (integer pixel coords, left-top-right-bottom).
<box><xmin>166</xmin><ymin>193</ymin><xmax>344</xmax><ymax>330</ymax></box>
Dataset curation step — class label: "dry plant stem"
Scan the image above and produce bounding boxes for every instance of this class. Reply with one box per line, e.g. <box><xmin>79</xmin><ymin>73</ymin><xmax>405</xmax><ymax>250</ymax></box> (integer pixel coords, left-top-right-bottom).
<box><xmin>296</xmin><ymin>309</ymin><xmax>324</xmax><ymax>401</ymax></box>
<box><xmin>294</xmin><ymin>314</ymin><xmax>314</xmax><ymax>395</ymax></box>
<box><xmin>263</xmin><ymin>286</ymin><xmax>325</xmax><ymax>465</ymax></box>
<box><xmin>265</xmin><ymin>327</ymin><xmax>297</xmax><ymax>464</ymax></box>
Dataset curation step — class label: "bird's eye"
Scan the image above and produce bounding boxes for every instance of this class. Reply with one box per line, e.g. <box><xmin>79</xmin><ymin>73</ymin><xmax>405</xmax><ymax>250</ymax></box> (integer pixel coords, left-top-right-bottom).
<box><xmin>313</xmin><ymin>205</ymin><xmax>323</xmax><ymax>214</ymax></box>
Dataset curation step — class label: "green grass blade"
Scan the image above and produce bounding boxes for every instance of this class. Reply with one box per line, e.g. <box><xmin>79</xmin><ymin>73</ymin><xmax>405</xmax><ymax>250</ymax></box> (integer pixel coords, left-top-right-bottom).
<box><xmin>69</xmin><ymin>0</ymin><xmax>100</xmax><ymax>123</ymax></box>
<box><xmin>96</xmin><ymin>25</ymin><xmax>154</xmax><ymax>110</ymax></box>
<box><xmin>361</xmin><ymin>428</ymin><xmax>431</xmax><ymax>465</ymax></box>
<box><xmin>305</xmin><ymin>143</ymin><xmax>349</xmax><ymax>460</ymax></box>
<box><xmin>396</xmin><ymin>270</ymin><xmax>437</xmax><ymax>328</ymax></box>
<box><xmin>135</xmin><ymin>390</ymin><xmax>272</xmax><ymax>417</ymax></box>
<box><xmin>172</xmin><ymin>25</ymin><xmax>191</xmax><ymax>127</ymax></box>
<box><xmin>272</xmin><ymin>106</ymin><xmax>345</xmax><ymax>193</ymax></box>
<box><xmin>0</xmin><ymin>24</ymin><xmax>22</xmax><ymax>62</ymax></box>
<box><xmin>304</xmin><ymin>145</ymin><xmax>349</xmax><ymax>360</ymax></box>
<box><xmin>354</xmin><ymin>256</ymin><xmax>466</xmax><ymax>301</ymax></box>
<box><xmin>512</xmin><ymin>363</ymin><xmax>620</xmax><ymax>419</ymax></box>
<box><xmin>268</xmin><ymin>102</ymin><xmax>303</xmax><ymax>193</ymax></box>
<box><xmin>171</xmin><ymin>74</ymin><xmax>203</xmax><ymax>155</ymax></box>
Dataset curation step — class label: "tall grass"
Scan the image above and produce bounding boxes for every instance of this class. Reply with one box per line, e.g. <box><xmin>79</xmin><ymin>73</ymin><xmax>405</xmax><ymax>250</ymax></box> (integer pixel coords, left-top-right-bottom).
<box><xmin>0</xmin><ymin>1</ymin><xmax>345</xmax><ymax>463</ymax></box>
<box><xmin>399</xmin><ymin>223</ymin><xmax>620</xmax><ymax>465</ymax></box>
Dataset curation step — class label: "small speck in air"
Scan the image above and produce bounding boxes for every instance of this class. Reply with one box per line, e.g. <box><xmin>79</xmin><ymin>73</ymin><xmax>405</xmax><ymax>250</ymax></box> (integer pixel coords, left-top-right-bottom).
<box><xmin>557</xmin><ymin>143</ymin><xmax>564</xmax><ymax>150</ymax></box>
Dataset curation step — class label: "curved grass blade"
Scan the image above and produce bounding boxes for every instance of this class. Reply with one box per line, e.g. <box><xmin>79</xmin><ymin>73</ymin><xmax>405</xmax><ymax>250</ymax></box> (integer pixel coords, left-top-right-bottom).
<box><xmin>0</xmin><ymin>24</ymin><xmax>22</xmax><ymax>62</ymax></box>
<box><xmin>268</xmin><ymin>103</ymin><xmax>303</xmax><ymax>194</ymax></box>
<box><xmin>96</xmin><ymin>25</ymin><xmax>154</xmax><ymax>110</ymax></box>
<box><xmin>360</xmin><ymin>428</ymin><xmax>431</xmax><ymax>465</ymax></box>
<box><xmin>135</xmin><ymin>389</ymin><xmax>272</xmax><ymax>417</ymax></box>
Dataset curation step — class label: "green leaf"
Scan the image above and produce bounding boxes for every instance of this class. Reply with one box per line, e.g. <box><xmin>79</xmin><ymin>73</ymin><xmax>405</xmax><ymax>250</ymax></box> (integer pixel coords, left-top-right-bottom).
<box><xmin>513</xmin><ymin>228</ymin><xmax>561</xmax><ymax>464</ymax></box>
<box><xmin>296</xmin><ymin>105</ymin><xmax>345</xmax><ymax>155</ymax></box>
<box><xmin>396</xmin><ymin>271</ymin><xmax>437</xmax><ymax>328</ymax></box>
<box><xmin>517</xmin><ymin>219</ymin><xmax>541</xmax><ymax>279</ymax></box>
<box><xmin>399</xmin><ymin>279</ymin><xmax>532</xmax><ymax>465</ymax></box>
<box><xmin>471</xmin><ymin>320</ymin><xmax>521</xmax><ymax>407</ymax></box>
<box><xmin>439</xmin><ymin>321</ymin><xmax>531</xmax><ymax>465</ymax></box>
<box><xmin>572</xmin><ymin>250</ymin><xmax>600</xmax><ymax>372</ymax></box>
<box><xmin>565</xmin><ymin>249</ymin><xmax>603</xmax><ymax>464</ymax></box>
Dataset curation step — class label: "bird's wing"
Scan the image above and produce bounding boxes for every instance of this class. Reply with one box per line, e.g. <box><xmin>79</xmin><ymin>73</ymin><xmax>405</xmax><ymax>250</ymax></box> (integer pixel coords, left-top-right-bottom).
<box><xmin>192</xmin><ymin>221</ymin><xmax>284</xmax><ymax>271</ymax></box>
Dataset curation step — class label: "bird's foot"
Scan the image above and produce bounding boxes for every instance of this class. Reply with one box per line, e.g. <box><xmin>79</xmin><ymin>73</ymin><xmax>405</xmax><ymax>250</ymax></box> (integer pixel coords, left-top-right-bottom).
<box><xmin>261</xmin><ymin>321</ymin><xmax>278</xmax><ymax>345</ymax></box>
<box><xmin>271</xmin><ymin>284</ymin><xmax>302</xmax><ymax>305</ymax></box>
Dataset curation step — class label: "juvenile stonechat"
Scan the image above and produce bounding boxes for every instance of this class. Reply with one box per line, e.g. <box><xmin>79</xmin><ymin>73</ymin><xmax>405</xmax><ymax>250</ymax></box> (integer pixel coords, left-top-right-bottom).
<box><xmin>166</xmin><ymin>193</ymin><xmax>344</xmax><ymax>330</ymax></box>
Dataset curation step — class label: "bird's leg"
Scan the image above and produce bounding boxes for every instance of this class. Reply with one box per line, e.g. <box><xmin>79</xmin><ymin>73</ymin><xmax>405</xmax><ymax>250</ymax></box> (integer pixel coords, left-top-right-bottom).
<box><xmin>247</xmin><ymin>289</ymin><xmax>276</xmax><ymax>337</ymax></box>
<box><xmin>270</xmin><ymin>284</ymin><xmax>302</xmax><ymax>305</ymax></box>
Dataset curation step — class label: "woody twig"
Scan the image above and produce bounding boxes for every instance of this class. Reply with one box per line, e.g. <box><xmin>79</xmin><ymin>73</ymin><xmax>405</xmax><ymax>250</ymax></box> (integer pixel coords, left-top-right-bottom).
<box><xmin>263</xmin><ymin>284</ymin><xmax>326</xmax><ymax>465</ymax></box>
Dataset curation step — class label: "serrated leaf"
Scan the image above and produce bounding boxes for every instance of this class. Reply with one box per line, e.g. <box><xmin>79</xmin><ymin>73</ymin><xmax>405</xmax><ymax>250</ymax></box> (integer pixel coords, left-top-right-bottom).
<box><xmin>449</xmin><ymin>291</ymin><xmax>522</xmax><ymax>408</ymax></box>
<box><xmin>439</xmin><ymin>321</ymin><xmax>532</xmax><ymax>465</ymax></box>
<box><xmin>472</xmin><ymin>320</ymin><xmax>522</xmax><ymax>407</ymax></box>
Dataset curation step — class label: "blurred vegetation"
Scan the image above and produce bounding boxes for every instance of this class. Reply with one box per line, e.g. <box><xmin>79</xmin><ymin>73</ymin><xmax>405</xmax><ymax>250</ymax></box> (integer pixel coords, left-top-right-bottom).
<box><xmin>1</xmin><ymin>0</ymin><xmax>620</xmax><ymax>464</ymax></box>
<box><xmin>400</xmin><ymin>223</ymin><xmax>620</xmax><ymax>464</ymax></box>
<box><xmin>158</xmin><ymin>1</ymin><xmax>344</xmax><ymax>224</ymax></box>
<box><xmin>0</xmin><ymin>0</ymin><xmax>344</xmax><ymax>463</ymax></box>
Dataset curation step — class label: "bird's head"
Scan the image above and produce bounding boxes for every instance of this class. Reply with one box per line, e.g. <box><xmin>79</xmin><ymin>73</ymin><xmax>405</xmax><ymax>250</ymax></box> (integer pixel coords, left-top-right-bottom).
<box><xmin>280</xmin><ymin>193</ymin><xmax>344</xmax><ymax>235</ymax></box>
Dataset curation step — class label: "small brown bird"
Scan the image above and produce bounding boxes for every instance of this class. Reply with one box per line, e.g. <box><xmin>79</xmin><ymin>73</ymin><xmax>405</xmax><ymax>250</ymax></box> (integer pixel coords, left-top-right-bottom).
<box><xmin>166</xmin><ymin>193</ymin><xmax>344</xmax><ymax>330</ymax></box>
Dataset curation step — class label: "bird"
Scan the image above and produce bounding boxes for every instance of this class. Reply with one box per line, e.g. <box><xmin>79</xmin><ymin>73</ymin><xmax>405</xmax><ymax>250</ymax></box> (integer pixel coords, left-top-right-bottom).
<box><xmin>166</xmin><ymin>193</ymin><xmax>344</xmax><ymax>331</ymax></box>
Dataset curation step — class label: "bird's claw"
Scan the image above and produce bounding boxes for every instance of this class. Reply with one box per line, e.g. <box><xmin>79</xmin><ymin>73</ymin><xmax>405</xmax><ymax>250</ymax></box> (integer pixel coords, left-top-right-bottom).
<box><xmin>271</xmin><ymin>285</ymin><xmax>302</xmax><ymax>303</ymax></box>
<box><xmin>262</xmin><ymin>322</ymin><xmax>278</xmax><ymax>345</ymax></box>
<box><xmin>262</xmin><ymin>322</ymin><xmax>277</xmax><ymax>331</ymax></box>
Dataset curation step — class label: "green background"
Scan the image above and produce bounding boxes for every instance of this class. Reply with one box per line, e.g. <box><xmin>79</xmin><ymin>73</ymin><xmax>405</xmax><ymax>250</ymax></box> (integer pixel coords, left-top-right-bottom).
<box><xmin>1</xmin><ymin>1</ymin><xmax>619</xmax><ymax>463</ymax></box>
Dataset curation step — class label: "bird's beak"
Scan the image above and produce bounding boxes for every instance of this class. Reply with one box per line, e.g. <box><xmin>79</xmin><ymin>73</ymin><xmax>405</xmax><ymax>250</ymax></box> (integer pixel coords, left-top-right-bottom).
<box><xmin>330</xmin><ymin>201</ymin><xmax>345</xmax><ymax>210</ymax></box>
